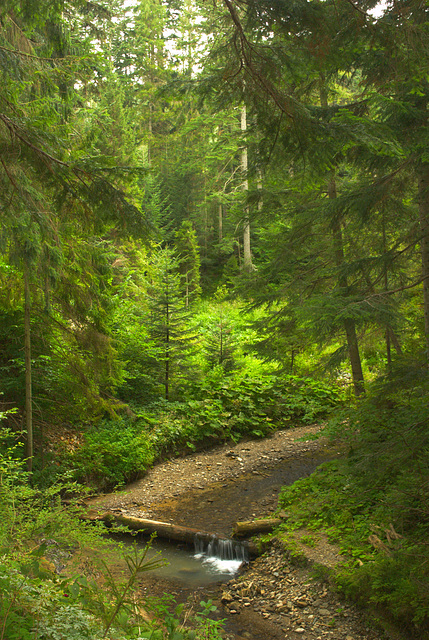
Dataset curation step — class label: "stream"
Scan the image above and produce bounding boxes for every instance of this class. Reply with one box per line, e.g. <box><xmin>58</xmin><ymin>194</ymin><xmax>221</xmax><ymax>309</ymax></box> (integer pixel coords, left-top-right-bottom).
<box><xmin>117</xmin><ymin>536</ymin><xmax>246</xmax><ymax>587</ymax></box>
<box><xmin>89</xmin><ymin>431</ymin><xmax>382</xmax><ymax>640</ymax></box>
<box><xmin>112</xmin><ymin>448</ymin><xmax>335</xmax><ymax>588</ymax></box>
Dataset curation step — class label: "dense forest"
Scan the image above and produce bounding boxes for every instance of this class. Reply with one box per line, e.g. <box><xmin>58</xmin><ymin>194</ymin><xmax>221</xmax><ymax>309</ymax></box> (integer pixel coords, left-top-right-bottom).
<box><xmin>1</xmin><ymin>0</ymin><xmax>429</xmax><ymax>638</ymax></box>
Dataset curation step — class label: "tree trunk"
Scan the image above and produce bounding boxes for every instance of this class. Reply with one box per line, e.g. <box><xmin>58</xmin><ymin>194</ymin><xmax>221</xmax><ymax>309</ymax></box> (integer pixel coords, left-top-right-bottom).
<box><xmin>85</xmin><ymin>511</ymin><xmax>260</xmax><ymax>557</ymax></box>
<box><xmin>388</xmin><ymin>327</ymin><xmax>403</xmax><ymax>355</ymax></box>
<box><xmin>241</xmin><ymin>105</ymin><xmax>252</xmax><ymax>272</ymax></box>
<box><xmin>418</xmin><ymin>162</ymin><xmax>429</xmax><ymax>364</ymax></box>
<box><xmin>165</xmin><ymin>296</ymin><xmax>170</xmax><ymax>400</ymax></box>
<box><xmin>329</xmin><ymin>179</ymin><xmax>365</xmax><ymax>397</ymax></box>
<box><xmin>232</xmin><ymin>518</ymin><xmax>282</xmax><ymax>538</ymax></box>
<box><xmin>320</xmin><ymin>78</ymin><xmax>365</xmax><ymax>395</ymax></box>
<box><xmin>24</xmin><ymin>261</ymin><xmax>33</xmax><ymax>474</ymax></box>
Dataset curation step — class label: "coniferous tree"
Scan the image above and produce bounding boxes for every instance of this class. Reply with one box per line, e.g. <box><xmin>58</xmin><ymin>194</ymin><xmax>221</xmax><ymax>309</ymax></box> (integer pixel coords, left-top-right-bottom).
<box><xmin>0</xmin><ymin>0</ymin><xmax>150</xmax><ymax>464</ymax></box>
<box><xmin>145</xmin><ymin>247</ymin><xmax>197</xmax><ymax>399</ymax></box>
<box><xmin>204</xmin><ymin>310</ymin><xmax>238</xmax><ymax>372</ymax></box>
<box><xmin>175</xmin><ymin>219</ymin><xmax>202</xmax><ymax>307</ymax></box>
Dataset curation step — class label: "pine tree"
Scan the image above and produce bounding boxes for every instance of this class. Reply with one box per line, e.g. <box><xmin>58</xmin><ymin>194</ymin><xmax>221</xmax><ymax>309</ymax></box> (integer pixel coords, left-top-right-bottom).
<box><xmin>0</xmin><ymin>1</ymin><xmax>150</xmax><ymax>466</ymax></box>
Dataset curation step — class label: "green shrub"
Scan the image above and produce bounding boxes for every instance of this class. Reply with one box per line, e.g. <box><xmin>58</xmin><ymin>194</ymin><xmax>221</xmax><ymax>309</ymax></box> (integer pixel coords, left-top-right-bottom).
<box><xmin>1</xmin><ymin>421</ymin><xmax>225</xmax><ymax>640</ymax></box>
<box><xmin>67</xmin><ymin>418</ymin><xmax>155</xmax><ymax>490</ymax></box>
<box><xmin>336</xmin><ymin>546</ymin><xmax>429</xmax><ymax>636</ymax></box>
<box><xmin>276</xmin><ymin>363</ymin><xmax>429</xmax><ymax>637</ymax></box>
<box><xmin>184</xmin><ymin>369</ymin><xmax>342</xmax><ymax>442</ymax></box>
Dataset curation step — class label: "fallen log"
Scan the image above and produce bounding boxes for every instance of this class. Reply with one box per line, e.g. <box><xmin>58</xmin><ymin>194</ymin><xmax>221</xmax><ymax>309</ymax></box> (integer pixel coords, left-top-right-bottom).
<box><xmin>232</xmin><ymin>518</ymin><xmax>282</xmax><ymax>539</ymax></box>
<box><xmin>85</xmin><ymin>510</ymin><xmax>260</xmax><ymax>557</ymax></box>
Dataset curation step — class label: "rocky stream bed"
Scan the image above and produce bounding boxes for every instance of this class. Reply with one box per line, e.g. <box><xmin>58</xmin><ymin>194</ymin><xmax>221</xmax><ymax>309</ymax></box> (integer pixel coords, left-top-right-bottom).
<box><xmin>87</xmin><ymin>426</ymin><xmax>390</xmax><ymax>640</ymax></box>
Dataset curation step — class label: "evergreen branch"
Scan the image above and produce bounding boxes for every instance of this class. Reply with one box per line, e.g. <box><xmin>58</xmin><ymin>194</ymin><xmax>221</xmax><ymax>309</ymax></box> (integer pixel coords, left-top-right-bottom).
<box><xmin>0</xmin><ymin>156</ymin><xmax>19</xmax><ymax>193</ymax></box>
<box><xmin>222</xmin><ymin>0</ymin><xmax>295</xmax><ymax>119</ymax></box>
<box><xmin>0</xmin><ymin>44</ymin><xmax>88</xmax><ymax>62</ymax></box>
<box><xmin>364</xmin><ymin>275</ymin><xmax>429</xmax><ymax>300</ymax></box>
<box><xmin>0</xmin><ymin>113</ymin><xmax>70</xmax><ymax>169</ymax></box>
<box><xmin>266</xmin><ymin>111</ymin><xmax>284</xmax><ymax>164</ymax></box>
<box><xmin>343</xmin><ymin>0</ymin><xmax>370</xmax><ymax>18</ymax></box>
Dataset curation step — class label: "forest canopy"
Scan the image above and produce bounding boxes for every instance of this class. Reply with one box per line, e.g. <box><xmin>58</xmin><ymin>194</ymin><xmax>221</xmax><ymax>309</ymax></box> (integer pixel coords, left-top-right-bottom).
<box><xmin>1</xmin><ymin>0</ymin><xmax>429</xmax><ymax>637</ymax></box>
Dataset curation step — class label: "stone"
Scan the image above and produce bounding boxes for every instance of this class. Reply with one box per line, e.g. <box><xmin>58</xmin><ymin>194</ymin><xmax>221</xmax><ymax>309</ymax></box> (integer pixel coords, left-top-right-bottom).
<box><xmin>295</xmin><ymin>598</ymin><xmax>308</xmax><ymax>608</ymax></box>
<box><xmin>295</xmin><ymin>628</ymin><xmax>305</xmax><ymax>634</ymax></box>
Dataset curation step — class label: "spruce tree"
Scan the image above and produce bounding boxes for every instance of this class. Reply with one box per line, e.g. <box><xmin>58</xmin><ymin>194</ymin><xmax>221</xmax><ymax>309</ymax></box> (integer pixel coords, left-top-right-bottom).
<box><xmin>145</xmin><ymin>247</ymin><xmax>196</xmax><ymax>400</ymax></box>
<box><xmin>175</xmin><ymin>219</ymin><xmax>202</xmax><ymax>307</ymax></box>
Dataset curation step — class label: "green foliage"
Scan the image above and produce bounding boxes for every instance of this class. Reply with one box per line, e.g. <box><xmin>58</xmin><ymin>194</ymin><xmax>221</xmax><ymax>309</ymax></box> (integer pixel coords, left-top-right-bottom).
<box><xmin>276</xmin><ymin>362</ymin><xmax>429</xmax><ymax>636</ymax></box>
<box><xmin>0</xmin><ymin>418</ymin><xmax>225</xmax><ymax>640</ymax></box>
<box><xmin>66</xmin><ymin>418</ymin><xmax>155</xmax><ymax>490</ymax></box>
<box><xmin>325</xmin><ymin>360</ymin><xmax>429</xmax><ymax>532</ymax></box>
<box><xmin>159</xmin><ymin>369</ymin><xmax>341</xmax><ymax>448</ymax></box>
<box><xmin>336</xmin><ymin>547</ymin><xmax>429</xmax><ymax>633</ymax></box>
<box><xmin>0</xmin><ymin>537</ymin><xmax>225</xmax><ymax>640</ymax></box>
<box><xmin>145</xmin><ymin>247</ymin><xmax>199</xmax><ymax>400</ymax></box>
<box><xmin>277</xmin><ymin>458</ymin><xmax>429</xmax><ymax>634</ymax></box>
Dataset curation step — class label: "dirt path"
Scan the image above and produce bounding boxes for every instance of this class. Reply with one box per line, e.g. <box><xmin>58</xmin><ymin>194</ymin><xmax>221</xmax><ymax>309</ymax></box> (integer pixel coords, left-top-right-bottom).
<box><xmin>88</xmin><ymin>426</ymin><xmax>388</xmax><ymax>640</ymax></box>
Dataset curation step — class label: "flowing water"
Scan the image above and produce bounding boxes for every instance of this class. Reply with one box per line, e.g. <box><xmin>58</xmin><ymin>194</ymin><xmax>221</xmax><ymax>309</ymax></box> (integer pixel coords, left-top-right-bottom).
<box><xmin>117</xmin><ymin>534</ymin><xmax>248</xmax><ymax>587</ymax></box>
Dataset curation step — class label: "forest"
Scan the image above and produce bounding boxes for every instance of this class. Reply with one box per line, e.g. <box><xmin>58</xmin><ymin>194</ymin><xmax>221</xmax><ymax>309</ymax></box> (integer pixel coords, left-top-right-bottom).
<box><xmin>0</xmin><ymin>0</ymin><xmax>428</xmax><ymax>638</ymax></box>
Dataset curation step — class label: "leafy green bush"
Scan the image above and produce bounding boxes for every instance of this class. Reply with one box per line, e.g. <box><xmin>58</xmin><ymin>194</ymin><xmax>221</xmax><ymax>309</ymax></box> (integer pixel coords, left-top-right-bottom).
<box><xmin>66</xmin><ymin>418</ymin><xmax>155</xmax><ymax>490</ymax></box>
<box><xmin>54</xmin><ymin>368</ymin><xmax>342</xmax><ymax>490</ymax></box>
<box><xmin>0</xmin><ymin>420</ymin><xmax>225</xmax><ymax>640</ymax></box>
<box><xmin>140</xmin><ymin>370</ymin><xmax>343</xmax><ymax>457</ymax></box>
<box><xmin>336</xmin><ymin>546</ymin><xmax>429</xmax><ymax>635</ymax></box>
<box><xmin>277</xmin><ymin>458</ymin><xmax>429</xmax><ymax>636</ymax></box>
<box><xmin>184</xmin><ymin>369</ymin><xmax>342</xmax><ymax>441</ymax></box>
<box><xmin>276</xmin><ymin>362</ymin><xmax>429</xmax><ymax>637</ymax></box>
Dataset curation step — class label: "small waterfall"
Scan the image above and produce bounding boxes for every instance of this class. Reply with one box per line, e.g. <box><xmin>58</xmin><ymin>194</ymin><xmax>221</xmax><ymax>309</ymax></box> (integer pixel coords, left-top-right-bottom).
<box><xmin>194</xmin><ymin>533</ymin><xmax>249</xmax><ymax>574</ymax></box>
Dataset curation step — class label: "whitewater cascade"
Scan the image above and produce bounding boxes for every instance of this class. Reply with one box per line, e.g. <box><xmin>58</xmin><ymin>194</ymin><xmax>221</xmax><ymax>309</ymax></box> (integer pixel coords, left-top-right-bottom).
<box><xmin>194</xmin><ymin>533</ymin><xmax>249</xmax><ymax>574</ymax></box>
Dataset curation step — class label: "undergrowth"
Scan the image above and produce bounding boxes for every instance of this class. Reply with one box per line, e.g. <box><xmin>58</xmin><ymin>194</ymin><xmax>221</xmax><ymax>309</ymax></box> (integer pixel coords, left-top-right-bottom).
<box><xmin>60</xmin><ymin>371</ymin><xmax>341</xmax><ymax>490</ymax></box>
<box><xmin>276</xmin><ymin>363</ymin><xmax>429</xmax><ymax>638</ymax></box>
<box><xmin>0</xmin><ymin>420</ymin><xmax>225</xmax><ymax>640</ymax></box>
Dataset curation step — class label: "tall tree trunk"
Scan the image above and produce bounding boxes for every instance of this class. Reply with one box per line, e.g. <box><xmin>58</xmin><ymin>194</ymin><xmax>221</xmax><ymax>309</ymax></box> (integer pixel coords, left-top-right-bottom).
<box><xmin>320</xmin><ymin>77</ymin><xmax>364</xmax><ymax>396</ymax></box>
<box><xmin>241</xmin><ymin>105</ymin><xmax>252</xmax><ymax>272</ymax></box>
<box><xmin>382</xmin><ymin>214</ymin><xmax>392</xmax><ymax>369</ymax></box>
<box><xmin>165</xmin><ymin>293</ymin><xmax>170</xmax><ymax>400</ymax></box>
<box><xmin>418</xmin><ymin>162</ymin><xmax>429</xmax><ymax>364</ymax></box>
<box><xmin>24</xmin><ymin>260</ymin><xmax>33</xmax><ymax>473</ymax></box>
<box><xmin>329</xmin><ymin>178</ymin><xmax>365</xmax><ymax>397</ymax></box>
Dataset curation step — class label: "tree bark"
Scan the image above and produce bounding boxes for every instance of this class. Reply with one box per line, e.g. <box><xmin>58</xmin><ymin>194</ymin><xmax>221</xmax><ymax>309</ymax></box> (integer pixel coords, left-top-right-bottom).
<box><xmin>232</xmin><ymin>518</ymin><xmax>282</xmax><ymax>538</ymax></box>
<box><xmin>85</xmin><ymin>511</ymin><xmax>260</xmax><ymax>557</ymax></box>
<box><xmin>24</xmin><ymin>260</ymin><xmax>33</xmax><ymax>474</ymax></box>
<box><xmin>320</xmin><ymin>78</ymin><xmax>364</xmax><ymax>395</ymax></box>
<box><xmin>218</xmin><ymin>202</ymin><xmax>223</xmax><ymax>242</ymax></box>
<box><xmin>418</xmin><ymin>162</ymin><xmax>429</xmax><ymax>364</ymax></box>
<box><xmin>329</xmin><ymin>179</ymin><xmax>365</xmax><ymax>397</ymax></box>
<box><xmin>241</xmin><ymin>105</ymin><xmax>252</xmax><ymax>272</ymax></box>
